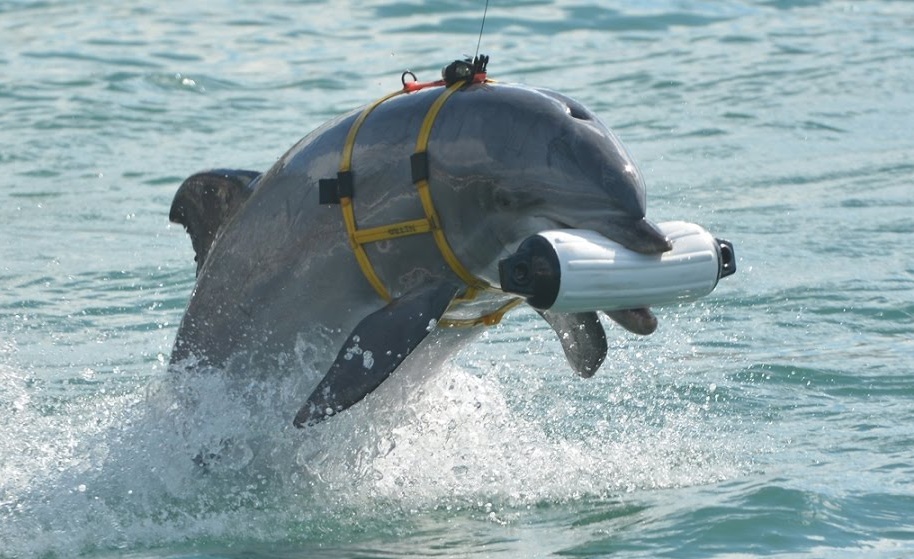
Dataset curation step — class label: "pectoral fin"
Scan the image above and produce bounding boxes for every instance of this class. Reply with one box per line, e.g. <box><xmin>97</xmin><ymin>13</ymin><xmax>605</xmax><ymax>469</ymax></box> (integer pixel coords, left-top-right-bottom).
<box><xmin>293</xmin><ymin>280</ymin><xmax>459</xmax><ymax>428</ymax></box>
<box><xmin>538</xmin><ymin>310</ymin><xmax>607</xmax><ymax>378</ymax></box>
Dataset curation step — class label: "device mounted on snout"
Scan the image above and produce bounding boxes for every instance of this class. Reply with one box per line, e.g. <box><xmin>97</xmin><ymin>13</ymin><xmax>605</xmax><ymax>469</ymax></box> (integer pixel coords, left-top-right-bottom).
<box><xmin>499</xmin><ymin>221</ymin><xmax>736</xmax><ymax>313</ymax></box>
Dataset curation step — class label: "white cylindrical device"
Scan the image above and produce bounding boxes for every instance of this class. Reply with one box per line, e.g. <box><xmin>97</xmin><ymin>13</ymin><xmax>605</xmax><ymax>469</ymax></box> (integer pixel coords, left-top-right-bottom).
<box><xmin>498</xmin><ymin>221</ymin><xmax>735</xmax><ymax>312</ymax></box>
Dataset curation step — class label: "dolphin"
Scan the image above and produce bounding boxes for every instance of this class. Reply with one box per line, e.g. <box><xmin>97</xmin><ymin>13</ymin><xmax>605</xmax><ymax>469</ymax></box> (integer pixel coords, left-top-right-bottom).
<box><xmin>169</xmin><ymin>81</ymin><xmax>672</xmax><ymax>428</ymax></box>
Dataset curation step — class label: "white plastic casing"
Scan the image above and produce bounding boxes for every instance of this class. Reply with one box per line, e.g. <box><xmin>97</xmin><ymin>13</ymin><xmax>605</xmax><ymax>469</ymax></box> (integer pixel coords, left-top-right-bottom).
<box><xmin>541</xmin><ymin>221</ymin><xmax>724</xmax><ymax>313</ymax></box>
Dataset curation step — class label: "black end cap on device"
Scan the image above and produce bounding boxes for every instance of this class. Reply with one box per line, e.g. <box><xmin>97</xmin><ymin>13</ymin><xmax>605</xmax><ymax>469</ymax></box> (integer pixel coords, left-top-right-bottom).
<box><xmin>498</xmin><ymin>235</ymin><xmax>562</xmax><ymax>310</ymax></box>
<box><xmin>716</xmin><ymin>238</ymin><xmax>737</xmax><ymax>279</ymax></box>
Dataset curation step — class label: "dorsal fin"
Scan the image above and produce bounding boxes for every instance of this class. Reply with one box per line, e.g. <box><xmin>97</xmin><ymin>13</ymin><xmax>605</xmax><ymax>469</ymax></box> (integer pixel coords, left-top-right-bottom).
<box><xmin>169</xmin><ymin>169</ymin><xmax>260</xmax><ymax>275</ymax></box>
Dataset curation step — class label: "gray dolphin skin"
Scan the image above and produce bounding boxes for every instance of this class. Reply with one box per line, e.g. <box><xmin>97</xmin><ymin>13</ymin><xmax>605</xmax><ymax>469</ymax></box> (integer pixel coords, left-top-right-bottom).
<box><xmin>169</xmin><ymin>81</ymin><xmax>672</xmax><ymax>428</ymax></box>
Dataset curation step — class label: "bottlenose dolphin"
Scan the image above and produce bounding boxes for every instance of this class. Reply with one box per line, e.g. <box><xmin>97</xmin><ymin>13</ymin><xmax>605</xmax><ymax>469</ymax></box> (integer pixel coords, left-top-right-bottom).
<box><xmin>169</xmin><ymin>81</ymin><xmax>672</xmax><ymax>428</ymax></box>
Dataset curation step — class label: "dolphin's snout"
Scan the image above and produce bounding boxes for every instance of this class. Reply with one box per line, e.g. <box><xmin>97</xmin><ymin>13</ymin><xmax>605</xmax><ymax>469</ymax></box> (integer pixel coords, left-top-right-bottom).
<box><xmin>591</xmin><ymin>217</ymin><xmax>672</xmax><ymax>255</ymax></box>
<box><xmin>630</xmin><ymin>218</ymin><xmax>674</xmax><ymax>254</ymax></box>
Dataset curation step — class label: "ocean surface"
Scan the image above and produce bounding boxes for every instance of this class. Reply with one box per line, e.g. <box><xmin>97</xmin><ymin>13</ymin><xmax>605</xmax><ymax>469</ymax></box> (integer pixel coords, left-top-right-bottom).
<box><xmin>2</xmin><ymin>0</ymin><xmax>914</xmax><ymax>557</ymax></box>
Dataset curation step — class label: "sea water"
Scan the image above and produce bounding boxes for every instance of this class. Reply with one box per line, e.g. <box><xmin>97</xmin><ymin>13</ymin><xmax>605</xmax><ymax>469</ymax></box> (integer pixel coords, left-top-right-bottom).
<box><xmin>2</xmin><ymin>1</ymin><xmax>914</xmax><ymax>557</ymax></box>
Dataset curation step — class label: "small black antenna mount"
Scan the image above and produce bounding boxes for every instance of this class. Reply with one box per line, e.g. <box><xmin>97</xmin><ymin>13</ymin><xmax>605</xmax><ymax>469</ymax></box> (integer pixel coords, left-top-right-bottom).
<box><xmin>442</xmin><ymin>54</ymin><xmax>489</xmax><ymax>86</ymax></box>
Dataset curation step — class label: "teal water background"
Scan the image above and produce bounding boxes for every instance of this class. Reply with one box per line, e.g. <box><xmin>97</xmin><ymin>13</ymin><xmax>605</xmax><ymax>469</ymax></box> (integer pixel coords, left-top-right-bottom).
<box><xmin>2</xmin><ymin>1</ymin><xmax>914</xmax><ymax>557</ymax></box>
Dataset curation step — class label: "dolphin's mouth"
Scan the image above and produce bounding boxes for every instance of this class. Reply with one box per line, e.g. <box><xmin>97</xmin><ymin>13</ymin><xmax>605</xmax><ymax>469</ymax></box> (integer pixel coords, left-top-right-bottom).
<box><xmin>554</xmin><ymin>216</ymin><xmax>672</xmax><ymax>255</ymax></box>
<box><xmin>595</xmin><ymin>218</ymin><xmax>672</xmax><ymax>255</ymax></box>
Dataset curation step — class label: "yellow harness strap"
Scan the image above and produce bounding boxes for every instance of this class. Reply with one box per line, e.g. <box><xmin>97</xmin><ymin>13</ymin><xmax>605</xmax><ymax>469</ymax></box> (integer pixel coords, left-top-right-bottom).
<box><xmin>337</xmin><ymin>89</ymin><xmax>408</xmax><ymax>301</ymax></box>
<box><xmin>412</xmin><ymin>83</ymin><xmax>487</xmax><ymax>295</ymax></box>
<box><xmin>328</xmin><ymin>80</ymin><xmax>522</xmax><ymax>327</ymax></box>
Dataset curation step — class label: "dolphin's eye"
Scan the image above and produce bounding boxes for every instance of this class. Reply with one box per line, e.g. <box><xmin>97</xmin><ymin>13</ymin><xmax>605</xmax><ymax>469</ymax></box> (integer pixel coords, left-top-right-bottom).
<box><xmin>494</xmin><ymin>189</ymin><xmax>515</xmax><ymax>210</ymax></box>
<box><xmin>492</xmin><ymin>188</ymin><xmax>542</xmax><ymax>212</ymax></box>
